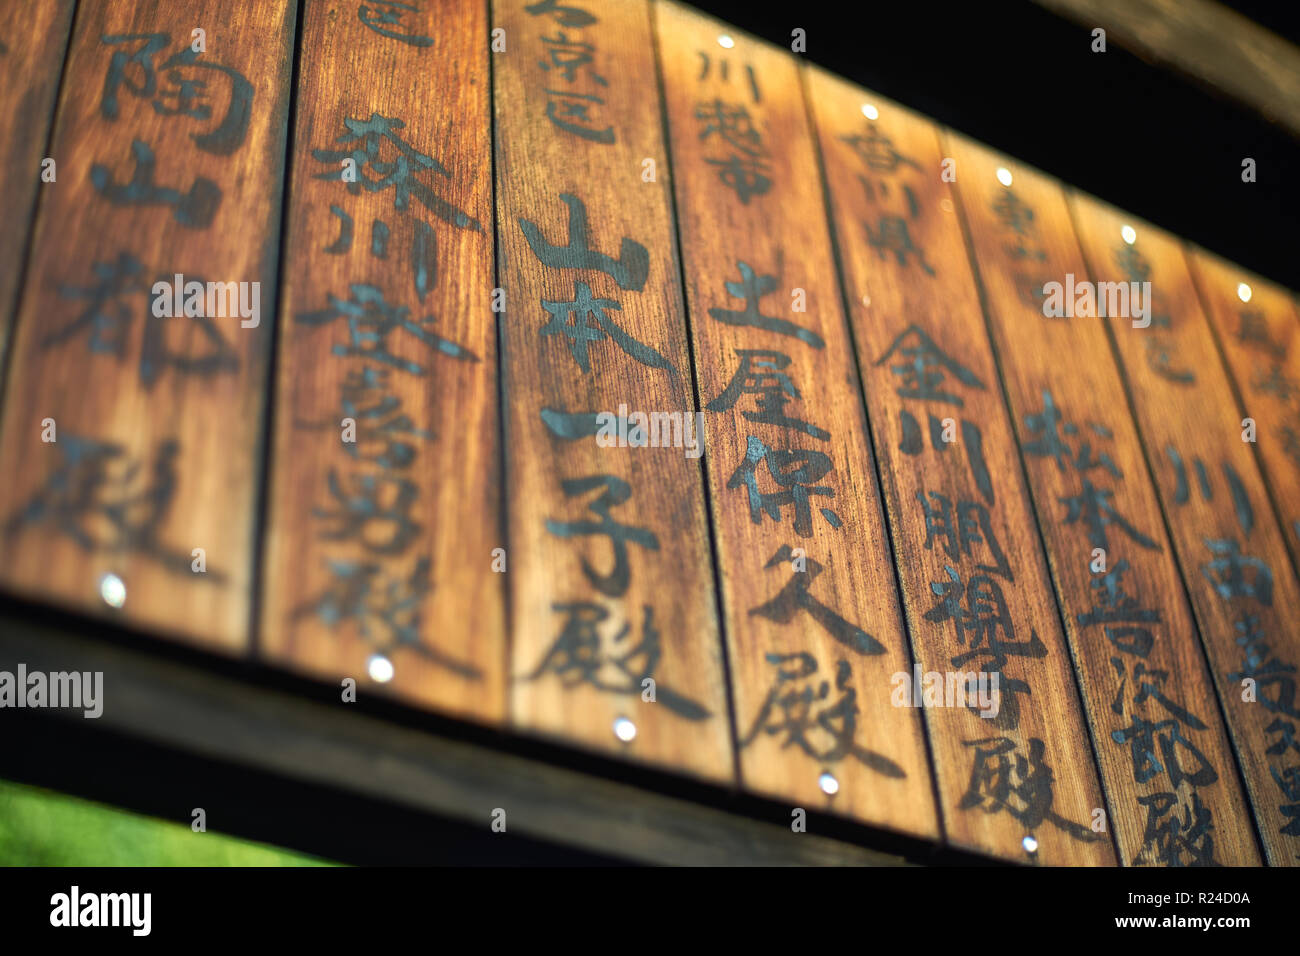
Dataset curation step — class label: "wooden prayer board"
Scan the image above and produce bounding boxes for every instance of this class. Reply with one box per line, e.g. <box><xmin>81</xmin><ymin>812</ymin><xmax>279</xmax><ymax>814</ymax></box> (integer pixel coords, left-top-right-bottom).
<box><xmin>492</xmin><ymin>0</ymin><xmax>731</xmax><ymax>780</ymax></box>
<box><xmin>657</xmin><ymin>2</ymin><xmax>936</xmax><ymax>837</ymax></box>
<box><xmin>0</xmin><ymin>0</ymin><xmax>1295</xmax><ymax>866</ymax></box>
<box><xmin>259</xmin><ymin>0</ymin><xmax>506</xmax><ymax>722</ymax></box>
<box><xmin>0</xmin><ymin>0</ymin><xmax>296</xmax><ymax>650</ymax></box>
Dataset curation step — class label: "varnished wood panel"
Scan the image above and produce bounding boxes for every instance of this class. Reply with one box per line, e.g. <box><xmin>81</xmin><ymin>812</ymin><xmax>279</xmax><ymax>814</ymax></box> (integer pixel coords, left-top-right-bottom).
<box><xmin>807</xmin><ymin>67</ymin><xmax>1114</xmax><ymax>864</ymax></box>
<box><xmin>1069</xmin><ymin>193</ymin><xmax>1300</xmax><ymax>864</ymax></box>
<box><xmin>259</xmin><ymin>0</ymin><xmax>505</xmax><ymax>720</ymax></box>
<box><xmin>0</xmin><ymin>0</ymin><xmax>296</xmax><ymax>651</ymax></box>
<box><xmin>655</xmin><ymin>4</ymin><xmax>938</xmax><ymax>838</ymax></box>
<box><xmin>0</xmin><ymin>0</ymin><xmax>1292</xmax><ymax>865</ymax></box>
<box><xmin>0</xmin><ymin>0</ymin><xmax>75</xmax><ymax>350</ymax></box>
<box><xmin>493</xmin><ymin>0</ymin><xmax>732</xmax><ymax>779</ymax></box>
<box><xmin>948</xmin><ymin>134</ymin><xmax>1260</xmax><ymax>865</ymax></box>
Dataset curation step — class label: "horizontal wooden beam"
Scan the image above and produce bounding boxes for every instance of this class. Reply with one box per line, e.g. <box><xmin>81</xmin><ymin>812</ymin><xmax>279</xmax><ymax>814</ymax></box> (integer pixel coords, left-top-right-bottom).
<box><xmin>0</xmin><ymin>609</ymin><xmax>913</xmax><ymax>866</ymax></box>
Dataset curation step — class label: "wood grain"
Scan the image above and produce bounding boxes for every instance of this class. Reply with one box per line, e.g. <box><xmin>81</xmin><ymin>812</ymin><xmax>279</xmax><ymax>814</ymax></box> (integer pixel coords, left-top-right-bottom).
<box><xmin>258</xmin><ymin>0</ymin><xmax>505</xmax><ymax>720</ymax></box>
<box><xmin>493</xmin><ymin>0</ymin><xmax>732</xmax><ymax>780</ymax></box>
<box><xmin>948</xmin><ymin>133</ymin><xmax>1261</xmax><ymax>865</ymax></box>
<box><xmin>655</xmin><ymin>3</ymin><xmax>939</xmax><ymax>838</ymax></box>
<box><xmin>0</xmin><ymin>0</ymin><xmax>296</xmax><ymax>651</ymax></box>
<box><xmin>1069</xmin><ymin>192</ymin><xmax>1300</xmax><ymax>864</ymax></box>
<box><xmin>1188</xmin><ymin>247</ymin><xmax>1300</xmax><ymax>581</ymax></box>
<box><xmin>0</xmin><ymin>0</ymin><xmax>75</xmax><ymax>352</ymax></box>
<box><xmin>807</xmin><ymin>67</ymin><xmax>1114</xmax><ymax>864</ymax></box>
<box><xmin>0</xmin><ymin>0</ymin><xmax>1293</xmax><ymax>866</ymax></box>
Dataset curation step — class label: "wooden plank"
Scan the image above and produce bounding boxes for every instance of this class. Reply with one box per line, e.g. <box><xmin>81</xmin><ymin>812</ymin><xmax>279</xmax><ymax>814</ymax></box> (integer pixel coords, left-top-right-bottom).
<box><xmin>258</xmin><ymin>1</ymin><xmax>505</xmax><ymax>720</ymax></box>
<box><xmin>0</xmin><ymin>616</ymin><xmax>909</xmax><ymax>867</ymax></box>
<box><xmin>1188</xmin><ymin>248</ymin><xmax>1300</xmax><ymax>579</ymax></box>
<box><xmin>806</xmin><ymin>67</ymin><xmax>1115</xmax><ymax>864</ymax></box>
<box><xmin>1031</xmin><ymin>0</ymin><xmax>1300</xmax><ymax>138</ymax></box>
<box><xmin>1068</xmin><ymin>193</ymin><xmax>1300</xmax><ymax>864</ymax></box>
<box><xmin>654</xmin><ymin>4</ymin><xmax>939</xmax><ymax>838</ymax></box>
<box><xmin>0</xmin><ymin>0</ymin><xmax>296</xmax><ymax>651</ymax></box>
<box><xmin>946</xmin><ymin>134</ymin><xmax>1262</xmax><ymax>865</ymax></box>
<box><xmin>492</xmin><ymin>0</ymin><xmax>732</xmax><ymax>779</ymax></box>
<box><xmin>0</xmin><ymin>0</ymin><xmax>76</xmax><ymax>350</ymax></box>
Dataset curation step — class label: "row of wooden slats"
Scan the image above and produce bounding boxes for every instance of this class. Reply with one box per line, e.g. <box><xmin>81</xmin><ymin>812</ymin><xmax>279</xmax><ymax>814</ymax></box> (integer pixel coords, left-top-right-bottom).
<box><xmin>0</xmin><ymin>0</ymin><xmax>1297</xmax><ymax>865</ymax></box>
<box><xmin>949</xmin><ymin>135</ymin><xmax>1262</xmax><ymax>864</ymax></box>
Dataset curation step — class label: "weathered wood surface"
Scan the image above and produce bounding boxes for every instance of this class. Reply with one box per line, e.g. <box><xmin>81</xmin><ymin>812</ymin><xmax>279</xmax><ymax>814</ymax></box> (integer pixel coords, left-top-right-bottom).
<box><xmin>656</xmin><ymin>4</ymin><xmax>938</xmax><ymax>837</ymax></box>
<box><xmin>1</xmin><ymin>0</ymin><xmax>1297</xmax><ymax>865</ymax></box>
<box><xmin>0</xmin><ymin>0</ymin><xmax>75</xmax><ymax>352</ymax></box>
<box><xmin>259</xmin><ymin>0</ymin><xmax>505</xmax><ymax>721</ymax></box>
<box><xmin>0</xmin><ymin>0</ymin><xmax>296</xmax><ymax>651</ymax></box>
<box><xmin>807</xmin><ymin>68</ymin><xmax>1113</xmax><ymax>865</ymax></box>
<box><xmin>1188</xmin><ymin>249</ymin><xmax>1300</xmax><ymax>580</ymax></box>
<box><xmin>947</xmin><ymin>134</ymin><xmax>1261</xmax><ymax>866</ymax></box>
<box><xmin>1068</xmin><ymin>193</ymin><xmax>1300</xmax><ymax>864</ymax></box>
<box><xmin>492</xmin><ymin>0</ymin><xmax>733</xmax><ymax>780</ymax></box>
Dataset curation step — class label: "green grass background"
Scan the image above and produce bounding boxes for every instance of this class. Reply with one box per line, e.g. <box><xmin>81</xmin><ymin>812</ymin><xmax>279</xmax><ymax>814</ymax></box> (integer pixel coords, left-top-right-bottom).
<box><xmin>0</xmin><ymin>779</ymin><xmax>335</xmax><ymax>866</ymax></box>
